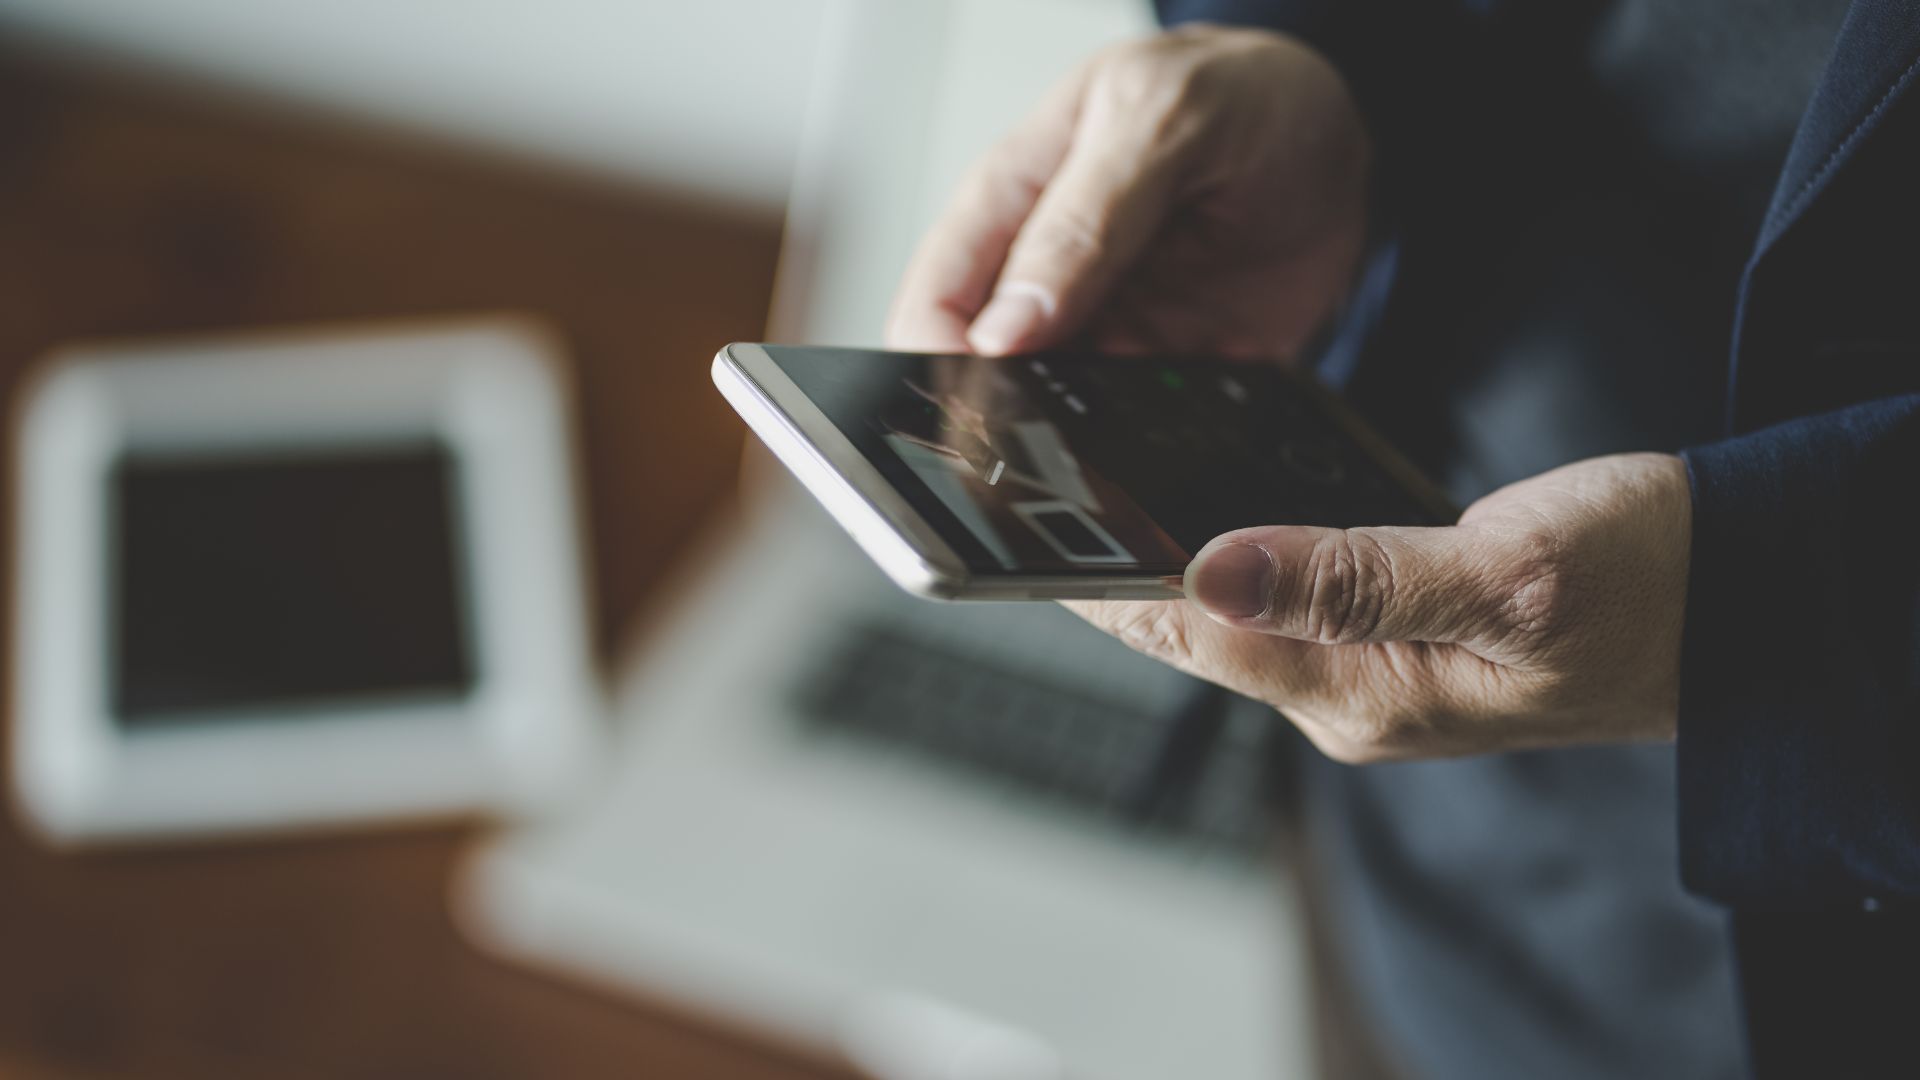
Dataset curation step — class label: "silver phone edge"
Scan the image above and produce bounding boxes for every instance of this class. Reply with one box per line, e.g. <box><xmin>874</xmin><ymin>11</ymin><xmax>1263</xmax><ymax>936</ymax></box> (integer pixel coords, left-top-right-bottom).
<box><xmin>712</xmin><ymin>344</ymin><xmax>1184</xmax><ymax>602</ymax></box>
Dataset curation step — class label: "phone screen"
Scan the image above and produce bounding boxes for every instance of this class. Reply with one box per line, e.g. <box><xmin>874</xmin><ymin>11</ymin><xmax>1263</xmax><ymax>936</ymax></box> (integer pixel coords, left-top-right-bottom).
<box><xmin>762</xmin><ymin>346</ymin><xmax>1446</xmax><ymax>576</ymax></box>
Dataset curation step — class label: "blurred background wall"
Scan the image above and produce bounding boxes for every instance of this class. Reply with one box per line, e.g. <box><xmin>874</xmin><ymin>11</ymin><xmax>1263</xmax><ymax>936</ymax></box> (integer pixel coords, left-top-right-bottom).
<box><xmin>0</xmin><ymin>0</ymin><xmax>831</xmax><ymax>209</ymax></box>
<box><xmin>0</xmin><ymin>3</ymin><xmax>807</xmax><ymax>1077</ymax></box>
<box><xmin>0</xmin><ymin>3</ymin><xmax>1192</xmax><ymax>1079</ymax></box>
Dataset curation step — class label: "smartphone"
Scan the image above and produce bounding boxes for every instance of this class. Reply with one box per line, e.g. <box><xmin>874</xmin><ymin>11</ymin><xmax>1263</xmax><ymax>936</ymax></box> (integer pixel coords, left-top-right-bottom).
<box><xmin>713</xmin><ymin>343</ymin><xmax>1455</xmax><ymax>601</ymax></box>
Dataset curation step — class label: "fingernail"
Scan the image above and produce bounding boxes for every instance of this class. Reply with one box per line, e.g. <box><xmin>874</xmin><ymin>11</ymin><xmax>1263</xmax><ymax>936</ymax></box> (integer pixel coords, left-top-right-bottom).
<box><xmin>1185</xmin><ymin>542</ymin><xmax>1274</xmax><ymax>618</ymax></box>
<box><xmin>967</xmin><ymin>286</ymin><xmax>1049</xmax><ymax>355</ymax></box>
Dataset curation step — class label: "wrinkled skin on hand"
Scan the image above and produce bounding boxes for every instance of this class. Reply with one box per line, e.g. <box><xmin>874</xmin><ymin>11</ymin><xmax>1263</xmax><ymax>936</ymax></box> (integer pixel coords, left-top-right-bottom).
<box><xmin>1069</xmin><ymin>453</ymin><xmax>1691</xmax><ymax>762</ymax></box>
<box><xmin>887</xmin><ymin>25</ymin><xmax>1693</xmax><ymax>761</ymax></box>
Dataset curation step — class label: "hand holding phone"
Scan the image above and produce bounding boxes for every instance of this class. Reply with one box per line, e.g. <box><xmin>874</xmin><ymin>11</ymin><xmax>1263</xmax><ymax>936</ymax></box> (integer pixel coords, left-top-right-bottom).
<box><xmin>714</xmin><ymin>344</ymin><xmax>1453</xmax><ymax>600</ymax></box>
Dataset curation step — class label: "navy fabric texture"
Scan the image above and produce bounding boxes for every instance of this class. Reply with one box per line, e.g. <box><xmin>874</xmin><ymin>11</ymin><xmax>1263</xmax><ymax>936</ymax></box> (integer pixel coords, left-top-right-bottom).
<box><xmin>1679</xmin><ymin>396</ymin><xmax>1920</xmax><ymax>909</ymax></box>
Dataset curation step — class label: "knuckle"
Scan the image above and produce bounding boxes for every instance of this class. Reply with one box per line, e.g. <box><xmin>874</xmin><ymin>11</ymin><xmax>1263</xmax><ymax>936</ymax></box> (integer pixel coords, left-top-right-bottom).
<box><xmin>1106</xmin><ymin>603</ymin><xmax>1198</xmax><ymax>668</ymax></box>
<box><xmin>1322</xmin><ymin>700</ymin><xmax>1445</xmax><ymax>764</ymax></box>
<box><xmin>1311</xmin><ymin>736</ymin><xmax>1368</xmax><ymax>765</ymax></box>
<box><xmin>1298</xmin><ymin>532</ymin><xmax>1394</xmax><ymax>644</ymax></box>
<box><xmin>1281</xmin><ymin>688</ymin><xmax>1410</xmax><ymax>766</ymax></box>
<box><xmin>1090</xmin><ymin>38</ymin><xmax>1209</xmax><ymax>124</ymax></box>
<box><xmin>1026</xmin><ymin>206</ymin><xmax>1109</xmax><ymax>266</ymax></box>
<box><xmin>1361</xmin><ymin>701</ymin><xmax>1432</xmax><ymax>757</ymax></box>
<box><xmin>1307</xmin><ymin>724</ymin><xmax>1392</xmax><ymax>766</ymax></box>
<box><xmin>1290</xmin><ymin>650</ymin><xmax>1464</xmax><ymax>763</ymax></box>
<box><xmin>1097</xmin><ymin>37</ymin><xmax>1181</xmax><ymax>88</ymax></box>
<box><xmin>1493</xmin><ymin>532</ymin><xmax>1574</xmax><ymax>644</ymax></box>
<box><xmin>963</xmin><ymin>152</ymin><xmax>1040</xmax><ymax>225</ymax></box>
<box><xmin>958</xmin><ymin>153</ymin><xmax>1006</xmax><ymax>200</ymax></box>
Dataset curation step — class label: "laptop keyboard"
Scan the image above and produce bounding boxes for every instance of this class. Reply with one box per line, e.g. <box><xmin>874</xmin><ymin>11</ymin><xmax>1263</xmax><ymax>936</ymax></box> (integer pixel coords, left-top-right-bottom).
<box><xmin>792</xmin><ymin>621</ymin><xmax>1282</xmax><ymax>858</ymax></box>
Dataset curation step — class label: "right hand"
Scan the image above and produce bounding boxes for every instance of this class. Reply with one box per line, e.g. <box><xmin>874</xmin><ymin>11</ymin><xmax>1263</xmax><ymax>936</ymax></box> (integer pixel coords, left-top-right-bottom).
<box><xmin>885</xmin><ymin>24</ymin><xmax>1373</xmax><ymax>360</ymax></box>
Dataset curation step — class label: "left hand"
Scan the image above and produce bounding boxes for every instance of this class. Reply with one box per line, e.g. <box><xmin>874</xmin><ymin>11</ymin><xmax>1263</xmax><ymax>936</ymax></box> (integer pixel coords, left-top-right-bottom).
<box><xmin>1068</xmin><ymin>452</ymin><xmax>1693</xmax><ymax>762</ymax></box>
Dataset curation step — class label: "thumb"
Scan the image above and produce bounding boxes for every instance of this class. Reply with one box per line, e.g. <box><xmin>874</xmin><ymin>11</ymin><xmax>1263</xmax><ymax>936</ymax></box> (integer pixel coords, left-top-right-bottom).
<box><xmin>966</xmin><ymin>121</ymin><xmax>1180</xmax><ymax>356</ymax></box>
<box><xmin>1182</xmin><ymin>525</ymin><xmax>1513</xmax><ymax>647</ymax></box>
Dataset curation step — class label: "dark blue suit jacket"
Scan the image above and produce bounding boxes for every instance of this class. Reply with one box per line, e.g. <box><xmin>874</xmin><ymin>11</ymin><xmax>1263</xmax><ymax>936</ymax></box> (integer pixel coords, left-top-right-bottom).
<box><xmin>1159</xmin><ymin>1</ymin><xmax>1920</xmax><ymax>1074</ymax></box>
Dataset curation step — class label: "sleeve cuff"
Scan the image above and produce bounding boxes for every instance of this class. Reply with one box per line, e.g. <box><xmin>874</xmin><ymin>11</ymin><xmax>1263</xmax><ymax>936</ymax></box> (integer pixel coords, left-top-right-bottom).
<box><xmin>1677</xmin><ymin>396</ymin><xmax>1920</xmax><ymax>908</ymax></box>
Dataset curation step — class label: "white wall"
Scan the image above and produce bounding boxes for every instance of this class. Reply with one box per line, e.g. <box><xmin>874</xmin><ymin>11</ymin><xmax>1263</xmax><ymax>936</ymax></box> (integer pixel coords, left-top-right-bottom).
<box><xmin>0</xmin><ymin>0</ymin><xmax>836</xmax><ymax>209</ymax></box>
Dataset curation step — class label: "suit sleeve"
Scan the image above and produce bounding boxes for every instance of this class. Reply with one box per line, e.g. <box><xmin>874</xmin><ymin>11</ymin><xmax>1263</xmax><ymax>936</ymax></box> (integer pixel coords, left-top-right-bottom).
<box><xmin>1678</xmin><ymin>393</ymin><xmax>1920</xmax><ymax>908</ymax></box>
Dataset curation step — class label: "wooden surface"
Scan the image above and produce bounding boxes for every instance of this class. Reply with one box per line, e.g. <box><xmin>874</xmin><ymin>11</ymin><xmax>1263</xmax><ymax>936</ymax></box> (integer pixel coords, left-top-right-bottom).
<box><xmin>0</xmin><ymin>41</ymin><xmax>843</xmax><ymax>1080</ymax></box>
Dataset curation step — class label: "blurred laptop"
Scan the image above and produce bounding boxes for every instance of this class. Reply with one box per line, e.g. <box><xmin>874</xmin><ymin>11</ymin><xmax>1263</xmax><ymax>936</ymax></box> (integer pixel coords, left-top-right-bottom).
<box><xmin>459</xmin><ymin>3</ymin><xmax>1312</xmax><ymax>1078</ymax></box>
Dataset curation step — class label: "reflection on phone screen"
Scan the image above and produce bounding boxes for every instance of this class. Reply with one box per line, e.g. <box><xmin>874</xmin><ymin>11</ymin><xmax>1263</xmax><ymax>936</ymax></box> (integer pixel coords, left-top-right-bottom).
<box><xmin>769</xmin><ymin>347</ymin><xmax>1442</xmax><ymax>576</ymax></box>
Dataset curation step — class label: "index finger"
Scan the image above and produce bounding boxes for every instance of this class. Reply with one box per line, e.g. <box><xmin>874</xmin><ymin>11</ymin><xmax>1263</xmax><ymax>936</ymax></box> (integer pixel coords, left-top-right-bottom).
<box><xmin>1060</xmin><ymin>597</ymin><xmax>1505</xmax><ymax>761</ymax></box>
<box><xmin>884</xmin><ymin>68</ymin><xmax>1088</xmax><ymax>353</ymax></box>
<box><xmin>1062</xmin><ymin>597</ymin><xmax>1335</xmax><ymax>704</ymax></box>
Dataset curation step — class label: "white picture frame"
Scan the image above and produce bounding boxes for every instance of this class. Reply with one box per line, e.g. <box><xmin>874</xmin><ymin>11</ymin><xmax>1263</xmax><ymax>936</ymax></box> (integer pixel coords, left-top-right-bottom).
<box><xmin>10</xmin><ymin>316</ymin><xmax>601</xmax><ymax>845</ymax></box>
